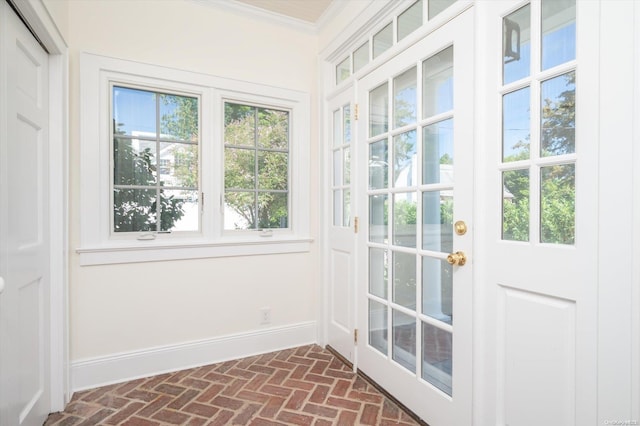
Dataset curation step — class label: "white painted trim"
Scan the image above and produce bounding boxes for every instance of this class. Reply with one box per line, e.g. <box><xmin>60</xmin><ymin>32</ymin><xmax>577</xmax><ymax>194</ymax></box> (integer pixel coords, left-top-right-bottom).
<box><xmin>77</xmin><ymin>238</ymin><xmax>313</xmax><ymax>266</ymax></box>
<box><xmin>633</xmin><ymin>3</ymin><xmax>640</xmax><ymax>421</ymax></box>
<box><xmin>79</xmin><ymin>52</ymin><xmax>312</xmax><ymax>264</ymax></box>
<box><xmin>70</xmin><ymin>321</ymin><xmax>317</xmax><ymax>392</ymax></box>
<box><xmin>11</xmin><ymin>0</ymin><xmax>70</xmax><ymax>411</ymax></box>
<box><xmin>191</xmin><ymin>0</ymin><xmax>316</xmax><ymax>34</ymax></box>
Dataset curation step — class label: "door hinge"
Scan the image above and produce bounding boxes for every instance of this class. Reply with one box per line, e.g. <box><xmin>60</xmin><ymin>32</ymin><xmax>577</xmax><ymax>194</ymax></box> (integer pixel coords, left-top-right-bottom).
<box><xmin>354</xmin><ymin>328</ymin><xmax>359</xmax><ymax>344</ymax></box>
<box><xmin>354</xmin><ymin>104</ymin><xmax>359</xmax><ymax>121</ymax></box>
<box><xmin>354</xmin><ymin>216</ymin><xmax>359</xmax><ymax>234</ymax></box>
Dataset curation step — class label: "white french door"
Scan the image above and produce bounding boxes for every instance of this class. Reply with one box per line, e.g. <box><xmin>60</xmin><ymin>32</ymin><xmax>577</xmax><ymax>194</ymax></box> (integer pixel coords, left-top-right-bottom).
<box><xmin>0</xmin><ymin>2</ymin><xmax>51</xmax><ymax>425</ymax></box>
<box><xmin>326</xmin><ymin>86</ymin><xmax>357</xmax><ymax>364</ymax></box>
<box><xmin>356</xmin><ymin>9</ymin><xmax>474</xmax><ymax>425</ymax></box>
<box><xmin>476</xmin><ymin>1</ymin><xmax>598</xmax><ymax>424</ymax></box>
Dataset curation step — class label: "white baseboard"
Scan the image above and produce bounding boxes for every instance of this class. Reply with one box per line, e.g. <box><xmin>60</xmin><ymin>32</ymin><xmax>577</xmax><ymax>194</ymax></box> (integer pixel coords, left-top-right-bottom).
<box><xmin>71</xmin><ymin>321</ymin><xmax>317</xmax><ymax>392</ymax></box>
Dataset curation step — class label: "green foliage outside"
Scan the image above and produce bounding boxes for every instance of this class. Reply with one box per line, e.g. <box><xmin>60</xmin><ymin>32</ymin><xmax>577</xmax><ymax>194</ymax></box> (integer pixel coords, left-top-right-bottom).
<box><xmin>113</xmin><ymin>92</ymin><xmax>198</xmax><ymax>232</ymax></box>
<box><xmin>224</xmin><ymin>103</ymin><xmax>289</xmax><ymax>229</ymax></box>
<box><xmin>502</xmin><ymin>72</ymin><xmax>575</xmax><ymax>244</ymax></box>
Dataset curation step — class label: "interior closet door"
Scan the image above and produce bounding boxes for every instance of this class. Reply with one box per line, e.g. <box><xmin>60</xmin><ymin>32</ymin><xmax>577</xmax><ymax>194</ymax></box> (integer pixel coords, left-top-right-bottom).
<box><xmin>356</xmin><ymin>9</ymin><xmax>474</xmax><ymax>425</ymax></box>
<box><xmin>0</xmin><ymin>1</ymin><xmax>51</xmax><ymax>425</ymax></box>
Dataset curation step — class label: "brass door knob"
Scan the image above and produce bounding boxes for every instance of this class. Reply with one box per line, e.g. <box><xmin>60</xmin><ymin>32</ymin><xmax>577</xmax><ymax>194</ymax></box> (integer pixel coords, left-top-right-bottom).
<box><xmin>447</xmin><ymin>251</ymin><xmax>467</xmax><ymax>266</ymax></box>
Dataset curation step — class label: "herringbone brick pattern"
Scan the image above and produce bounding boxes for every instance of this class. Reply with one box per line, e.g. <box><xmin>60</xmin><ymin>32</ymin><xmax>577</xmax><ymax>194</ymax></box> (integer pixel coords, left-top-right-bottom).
<box><xmin>45</xmin><ymin>345</ymin><xmax>423</xmax><ymax>426</ymax></box>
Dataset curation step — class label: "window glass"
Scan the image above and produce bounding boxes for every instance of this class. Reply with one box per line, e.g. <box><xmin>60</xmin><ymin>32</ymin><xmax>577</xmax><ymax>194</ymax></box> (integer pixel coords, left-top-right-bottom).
<box><xmin>541</xmin><ymin>71</ymin><xmax>575</xmax><ymax>156</ymax></box>
<box><xmin>224</xmin><ymin>102</ymin><xmax>290</xmax><ymax>230</ymax></box>
<box><xmin>542</xmin><ymin>0</ymin><xmax>576</xmax><ymax>70</ymax></box>
<box><xmin>336</xmin><ymin>56</ymin><xmax>350</xmax><ymax>84</ymax></box>
<box><xmin>428</xmin><ymin>0</ymin><xmax>456</xmax><ymax>20</ymax></box>
<box><xmin>112</xmin><ymin>86</ymin><xmax>199</xmax><ymax>233</ymax></box>
<box><xmin>502</xmin><ymin>169</ymin><xmax>530</xmax><ymax>241</ymax></box>
<box><xmin>373</xmin><ymin>22</ymin><xmax>394</xmax><ymax>59</ymax></box>
<box><xmin>353</xmin><ymin>41</ymin><xmax>369</xmax><ymax>73</ymax></box>
<box><xmin>503</xmin><ymin>87</ymin><xmax>531</xmax><ymax>161</ymax></box>
<box><xmin>398</xmin><ymin>1</ymin><xmax>423</xmax><ymax>42</ymax></box>
<box><xmin>503</xmin><ymin>5</ymin><xmax>531</xmax><ymax>85</ymax></box>
<box><xmin>423</xmin><ymin>46</ymin><xmax>453</xmax><ymax>119</ymax></box>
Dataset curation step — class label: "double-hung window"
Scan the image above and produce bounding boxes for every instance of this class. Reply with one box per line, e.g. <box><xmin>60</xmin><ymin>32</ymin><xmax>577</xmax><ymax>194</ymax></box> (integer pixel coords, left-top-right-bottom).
<box><xmin>79</xmin><ymin>53</ymin><xmax>310</xmax><ymax>265</ymax></box>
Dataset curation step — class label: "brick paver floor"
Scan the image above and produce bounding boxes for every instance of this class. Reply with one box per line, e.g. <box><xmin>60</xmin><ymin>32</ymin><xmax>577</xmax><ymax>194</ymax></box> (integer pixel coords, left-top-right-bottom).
<box><xmin>44</xmin><ymin>345</ymin><xmax>424</xmax><ymax>425</ymax></box>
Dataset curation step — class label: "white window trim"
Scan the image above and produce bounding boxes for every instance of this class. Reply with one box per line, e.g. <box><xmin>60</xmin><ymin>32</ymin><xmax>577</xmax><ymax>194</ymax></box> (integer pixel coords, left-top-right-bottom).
<box><xmin>78</xmin><ymin>53</ymin><xmax>311</xmax><ymax>265</ymax></box>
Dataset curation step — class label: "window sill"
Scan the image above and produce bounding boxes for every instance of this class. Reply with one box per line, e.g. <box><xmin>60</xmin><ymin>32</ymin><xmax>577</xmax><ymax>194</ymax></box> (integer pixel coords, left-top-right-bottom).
<box><xmin>76</xmin><ymin>237</ymin><xmax>314</xmax><ymax>266</ymax></box>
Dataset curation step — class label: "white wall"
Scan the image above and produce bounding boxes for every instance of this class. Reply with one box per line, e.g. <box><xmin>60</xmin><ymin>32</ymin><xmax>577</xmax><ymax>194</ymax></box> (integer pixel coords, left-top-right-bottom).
<box><xmin>65</xmin><ymin>0</ymin><xmax>320</xmax><ymax>366</ymax></box>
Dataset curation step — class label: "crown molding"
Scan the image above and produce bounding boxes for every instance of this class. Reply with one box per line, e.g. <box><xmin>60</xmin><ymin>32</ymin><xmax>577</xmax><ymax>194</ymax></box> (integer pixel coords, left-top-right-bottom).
<box><xmin>191</xmin><ymin>0</ymin><xmax>318</xmax><ymax>34</ymax></box>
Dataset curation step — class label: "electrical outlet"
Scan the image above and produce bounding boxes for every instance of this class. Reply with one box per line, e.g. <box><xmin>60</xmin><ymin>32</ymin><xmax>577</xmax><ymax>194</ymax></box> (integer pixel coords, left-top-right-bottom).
<box><xmin>260</xmin><ymin>307</ymin><xmax>271</xmax><ymax>325</ymax></box>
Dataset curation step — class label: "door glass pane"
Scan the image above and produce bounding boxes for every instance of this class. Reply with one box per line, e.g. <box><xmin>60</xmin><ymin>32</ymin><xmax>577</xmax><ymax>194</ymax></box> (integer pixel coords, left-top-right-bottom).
<box><xmin>423</xmin><ymin>119</ymin><xmax>454</xmax><ymax>185</ymax></box>
<box><xmin>343</xmin><ymin>105</ymin><xmax>352</xmax><ymax>145</ymax></box>
<box><xmin>343</xmin><ymin>147</ymin><xmax>351</xmax><ymax>185</ymax></box>
<box><xmin>423</xmin><ymin>46</ymin><xmax>453</xmax><ymax>119</ymax></box>
<box><xmin>336</xmin><ymin>56</ymin><xmax>350</xmax><ymax>84</ymax></box>
<box><xmin>343</xmin><ymin>189</ymin><xmax>351</xmax><ymax>227</ymax></box>
<box><xmin>422</xmin><ymin>322</ymin><xmax>452</xmax><ymax>395</ymax></box>
<box><xmin>373</xmin><ymin>22</ymin><xmax>394</xmax><ymax>59</ymax></box>
<box><xmin>541</xmin><ymin>164</ymin><xmax>575</xmax><ymax>245</ymax></box>
<box><xmin>393</xmin><ymin>251</ymin><xmax>416</xmax><ymax>309</ymax></box>
<box><xmin>370</xmin><ymin>83</ymin><xmax>389</xmax><ymax>137</ymax></box>
<box><xmin>394</xmin><ymin>130</ymin><xmax>417</xmax><ymax>187</ymax></box>
<box><xmin>353</xmin><ymin>41</ymin><xmax>369</xmax><ymax>73</ymax></box>
<box><xmin>502</xmin><ymin>169</ymin><xmax>530</xmax><ymax>241</ymax></box>
<box><xmin>393</xmin><ymin>193</ymin><xmax>417</xmax><ymax>248</ymax></box>
<box><xmin>422</xmin><ymin>191</ymin><xmax>453</xmax><ymax>253</ymax></box>
<box><xmin>369</xmin><ymin>300</ymin><xmax>388</xmax><ymax>355</ymax></box>
<box><xmin>333</xmin><ymin>109</ymin><xmax>341</xmax><ymax>147</ymax></box>
<box><xmin>369</xmin><ymin>139</ymin><xmax>388</xmax><ymax>189</ymax></box>
<box><xmin>503</xmin><ymin>87</ymin><xmax>531</xmax><ymax>162</ymax></box>
<box><xmin>393</xmin><ymin>310</ymin><xmax>416</xmax><ymax>373</ymax></box>
<box><xmin>333</xmin><ymin>190</ymin><xmax>341</xmax><ymax>226</ymax></box>
<box><xmin>333</xmin><ymin>150</ymin><xmax>342</xmax><ymax>186</ymax></box>
<box><xmin>394</xmin><ymin>67</ymin><xmax>417</xmax><ymax>128</ymax></box>
<box><xmin>541</xmin><ymin>71</ymin><xmax>575</xmax><ymax>156</ymax></box>
<box><xmin>503</xmin><ymin>5</ymin><xmax>531</xmax><ymax>85</ymax></box>
<box><xmin>370</xmin><ymin>194</ymin><xmax>388</xmax><ymax>243</ymax></box>
<box><xmin>542</xmin><ymin>0</ymin><xmax>576</xmax><ymax>70</ymax></box>
<box><xmin>422</xmin><ymin>256</ymin><xmax>453</xmax><ymax>324</ymax></box>
<box><xmin>398</xmin><ymin>0</ymin><xmax>423</xmax><ymax>42</ymax></box>
<box><xmin>428</xmin><ymin>0</ymin><xmax>456</xmax><ymax>20</ymax></box>
<box><xmin>370</xmin><ymin>248</ymin><xmax>388</xmax><ymax>299</ymax></box>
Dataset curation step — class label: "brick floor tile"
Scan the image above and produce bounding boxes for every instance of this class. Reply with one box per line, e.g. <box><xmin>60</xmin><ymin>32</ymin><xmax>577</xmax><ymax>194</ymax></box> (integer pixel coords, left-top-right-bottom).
<box><xmin>45</xmin><ymin>345</ymin><xmax>421</xmax><ymax>426</ymax></box>
<box><xmin>309</xmin><ymin>384</ymin><xmax>330</xmax><ymax>404</ymax></box>
<box><xmin>207</xmin><ymin>409</ymin><xmax>235</xmax><ymax>426</ymax></box>
<box><xmin>285</xmin><ymin>389</ymin><xmax>309</xmax><ymax>411</ymax></box>
<box><xmin>104</xmin><ymin>401</ymin><xmax>145</xmax><ymax>425</ymax></box>
<box><xmin>152</xmin><ymin>408</ymin><xmax>190</xmax><ymax>424</ymax></box>
<box><xmin>183</xmin><ymin>401</ymin><xmax>220</xmax><ymax>418</ymax></box>
<box><xmin>360</xmin><ymin>403</ymin><xmax>381</xmax><ymax>425</ymax></box>
<box><xmin>232</xmin><ymin>402</ymin><xmax>261</xmax><ymax>424</ymax></box>
<box><xmin>302</xmin><ymin>402</ymin><xmax>339</xmax><ymax>419</ymax></box>
<box><xmin>121</xmin><ymin>416</ymin><xmax>161</xmax><ymax>426</ymax></box>
<box><xmin>337</xmin><ymin>410</ymin><xmax>358</xmax><ymax>426</ymax></box>
<box><xmin>276</xmin><ymin>410</ymin><xmax>315</xmax><ymax>426</ymax></box>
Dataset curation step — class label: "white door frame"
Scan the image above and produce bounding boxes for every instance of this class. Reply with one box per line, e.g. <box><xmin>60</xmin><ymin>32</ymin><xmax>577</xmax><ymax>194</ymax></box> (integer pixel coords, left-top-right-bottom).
<box><xmin>9</xmin><ymin>0</ymin><xmax>69</xmax><ymax>410</ymax></box>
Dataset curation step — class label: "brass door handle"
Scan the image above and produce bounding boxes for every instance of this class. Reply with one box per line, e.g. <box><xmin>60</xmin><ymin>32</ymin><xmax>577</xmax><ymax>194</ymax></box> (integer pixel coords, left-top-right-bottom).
<box><xmin>447</xmin><ymin>251</ymin><xmax>467</xmax><ymax>266</ymax></box>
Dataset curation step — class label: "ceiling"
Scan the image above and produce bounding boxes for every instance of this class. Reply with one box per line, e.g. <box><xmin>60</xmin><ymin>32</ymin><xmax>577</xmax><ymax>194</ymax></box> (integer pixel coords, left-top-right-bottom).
<box><xmin>233</xmin><ymin>0</ymin><xmax>334</xmax><ymax>23</ymax></box>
